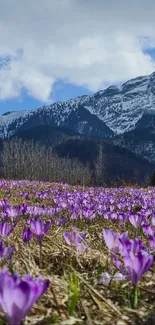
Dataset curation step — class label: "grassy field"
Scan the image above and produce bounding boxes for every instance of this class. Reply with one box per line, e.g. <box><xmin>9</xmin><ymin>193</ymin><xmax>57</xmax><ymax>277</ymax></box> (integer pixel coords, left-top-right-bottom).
<box><xmin>0</xmin><ymin>180</ymin><xmax>155</xmax><ymax>325</ymax></box>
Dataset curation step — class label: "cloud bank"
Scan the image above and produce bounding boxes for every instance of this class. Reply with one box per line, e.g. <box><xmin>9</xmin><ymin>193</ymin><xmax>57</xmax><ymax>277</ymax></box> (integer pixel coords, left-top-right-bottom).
<box><xmin>0</xmin><ymin>0</ymin><xmax>155</xmax><ymax>102</ymax></box>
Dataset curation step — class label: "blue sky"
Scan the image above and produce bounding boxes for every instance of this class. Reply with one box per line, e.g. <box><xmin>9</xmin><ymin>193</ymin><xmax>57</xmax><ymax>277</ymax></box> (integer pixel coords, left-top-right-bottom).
<box><xmin>0</xmin><ymin>52</ymin><xmax>154</xmax><ymax>116</ymax></box>
<box><xmin>144</xmin><ymin>48</ymin><xmax>155</xmax><ymax>60</ymax></box>
<box><xmin>0</xmin><ymin>48</ymin><xmax>155</xmax><ymax>116</ymax></box>
<box><xmin>1</xmin><ymin>1</ymin><xmax>155</xmax><ymax>116</ymax></box>
<box><xmin>0</xmin><ymin>81</ymin><xmax>93</xmax><ymax>116</ymax></box>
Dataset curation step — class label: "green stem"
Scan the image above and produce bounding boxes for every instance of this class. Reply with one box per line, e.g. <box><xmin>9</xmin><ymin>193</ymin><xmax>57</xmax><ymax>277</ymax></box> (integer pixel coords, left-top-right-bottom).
<box><xmin>134</xmin><ymin>286</ymin><xmax>139</xmax><ymax>308</ymax></box>
<box><xmin>132</xmin><ymin>285</ymin><xmax>138</xmax><ymax>308</ymax></box>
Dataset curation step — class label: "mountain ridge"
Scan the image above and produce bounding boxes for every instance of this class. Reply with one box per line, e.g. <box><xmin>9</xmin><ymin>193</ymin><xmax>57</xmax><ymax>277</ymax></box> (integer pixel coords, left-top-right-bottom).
<box><xmin>1</xmin><ymin>70</ymin><xmax>155</xmax><ymax>162</ymax></box>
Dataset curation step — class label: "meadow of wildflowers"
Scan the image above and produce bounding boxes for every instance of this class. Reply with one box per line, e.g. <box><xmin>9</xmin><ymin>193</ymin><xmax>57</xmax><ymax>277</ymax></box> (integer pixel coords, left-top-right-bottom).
<box><xmin>0</xmin><ymin>180</ymin><xmax>155</xmax><ymax>324</ymax></box>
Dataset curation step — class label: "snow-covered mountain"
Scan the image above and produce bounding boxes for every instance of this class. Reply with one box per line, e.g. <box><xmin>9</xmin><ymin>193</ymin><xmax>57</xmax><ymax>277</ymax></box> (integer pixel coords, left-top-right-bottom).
<box><xmin>1</xmin><ymin>71</ymin><xmax>155</xmax><ymax>162</ymax></box>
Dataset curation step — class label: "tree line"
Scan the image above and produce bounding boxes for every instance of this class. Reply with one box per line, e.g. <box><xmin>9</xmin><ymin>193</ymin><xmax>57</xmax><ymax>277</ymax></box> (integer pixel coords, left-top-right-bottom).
<box><xmin>0</xmin><ymin>139</ymin><xmax>92</xmax><ymax>185</ymax></box>
<box><xmin>0</xmin><ymin>138</ymin><xmax>152</xmax><ymax>187</ymax></box>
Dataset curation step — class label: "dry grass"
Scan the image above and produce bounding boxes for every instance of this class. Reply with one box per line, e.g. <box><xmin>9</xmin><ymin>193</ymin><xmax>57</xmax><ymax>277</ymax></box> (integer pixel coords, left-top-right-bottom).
<box><xmin>0</xmin><ymin>183</ymin><xmax>155</xmax><ymax>325</ymax></box>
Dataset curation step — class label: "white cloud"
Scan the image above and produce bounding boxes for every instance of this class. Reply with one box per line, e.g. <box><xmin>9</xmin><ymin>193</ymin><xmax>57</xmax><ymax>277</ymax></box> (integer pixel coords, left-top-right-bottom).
<box><xmin>0</xmin><ymin>0</ymin><xmax>155</xmax><ymax>102</ymax></box>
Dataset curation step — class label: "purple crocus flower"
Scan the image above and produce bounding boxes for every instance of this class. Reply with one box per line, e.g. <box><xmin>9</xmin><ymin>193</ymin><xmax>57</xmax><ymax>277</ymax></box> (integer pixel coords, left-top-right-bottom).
<box><xmin>114</xmin><ymin>250</ymin><xmax>153</xmax><ymax>285</ymax></box>
<box><xmin>124</xmin><ymin>251</ymin><xmax>153</xmax><ymax>285</ymax></box>
<box><xmin>148</xmin><ymin>235</ymin><xmax>155</xmax><ymax>251</ymax></box>
<box><xmin>0</xmin><ymin>199</ymin><xmax>8</xmax><ymax>211</ymax></box>
<box><xmin>63</xmin><ymin>229</ymin><xmax>89</xmax><ymax>252</ymax></box>
<box><xmin>0</xmin><ymin>211</ymin><xmax>9</xmax><ymax>221</ymax></box>
<box><xmin>22</xmin><ymin>228</ymin><xmax>33</xmax><ymax>244</ymax></box>
<box><xmin>102</xmin><ymin>229</ymin><xmax>120</xmax><ymax>253</ymax></box>
<box><xmin>142</xmin><ymin>224</ymin><xmax>154</xmax><ymax>237</ymax></box>
<box><xmin>151</xmin><ymin>216</ymin><xmax>155</xmax><ymax>226</ymax></box>
<box><xmin>119</xmin><ymin>231</ymin><xmax>129</xmax><ymax>244</ymax></box>
<box><xmin>0</xmin><ymin>267</ymin><xmax>50</xmax><ymax>325</ymax></box>
<box><xmin>118</xmin><ymin>238</ymin><xmax>145</xmax><ymax>257</ymax></box>
<box><xmin>0</xmin><ymin>241</ymin><xmax>14</xmax><ymax>261</ymax></box>
<box><xmin>99</xmin><ymin>272</ymin><xmax>111</xmax><ymax>286</ymax></box>
<box><xmin>5</xmin><ymin>206</ymin><xmax>22</xmax><ymax>223</ymax></box>
<box><xmin>99</xmin><ymin>271</ymin><xmax>126</xmax><ymax>285</ymax></box>
<box><xmin>113</xmin><ymin>272</ymin><xmax>126</xmax><ymax>282</ymax></box>
<box><xmin>83</xmin><ymin>208</ymin><xmax>96</xmax><ymax>220</ymax></box>
<box><xmin>20</xmin><ymin>204</ymin><xmax>27</xmax><ymax>214</ymax></box>
<box><xmin>129</xmin><ymin>213</ymin><xmax>143</xmax><ymax>229</ymax></box>
<box><xmin>114</xmin><ymin>255</ymin><xmax>125</xmax><ymax>274</ymax></box>
<box><xmin>0</xmin><ymin>222</ymin><xmax>14</xmax><ymax>237</ymax></box>
<box><xmin>30</xmin><ymin>218</ymin><xmax>51</xmax><ymax>243</ymax></box>
<box><xmin>54</xmin><ymin>216</ymin><xmax>67</xmax><ymax>226</ymax></box>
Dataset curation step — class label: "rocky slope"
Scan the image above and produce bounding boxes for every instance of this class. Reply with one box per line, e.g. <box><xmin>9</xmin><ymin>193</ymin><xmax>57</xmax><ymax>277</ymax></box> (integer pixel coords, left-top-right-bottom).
<box><xmin>1</xmin><ymin>71</ymin><xmax>155</xmax><ymax>162</ymax></box>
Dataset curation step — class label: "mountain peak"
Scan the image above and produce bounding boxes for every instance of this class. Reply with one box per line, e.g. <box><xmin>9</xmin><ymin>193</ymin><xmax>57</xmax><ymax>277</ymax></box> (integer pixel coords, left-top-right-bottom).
<box><xmin>0</xmin><ymin>70</ymin><xmax>155</xmax><ymax>151</ymax></box>
<box><xmin>2</xmin><ymin>111</ymin><xmax>16</xmax><ymax>116</ymax></box>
